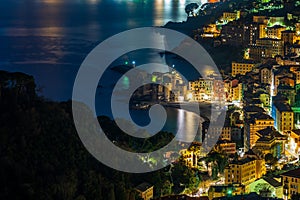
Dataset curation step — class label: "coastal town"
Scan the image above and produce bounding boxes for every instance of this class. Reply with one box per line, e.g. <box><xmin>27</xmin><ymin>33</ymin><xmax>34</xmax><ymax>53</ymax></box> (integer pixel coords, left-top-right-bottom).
<box><xmin>130</xmin><ymin>0</ymin><xmax>300</xmax><ymax>200</ymax></box>
<box><xmin>2</xmin><ymin>0</ymin><xmax>300</xmax><ymax>200</ymax></box>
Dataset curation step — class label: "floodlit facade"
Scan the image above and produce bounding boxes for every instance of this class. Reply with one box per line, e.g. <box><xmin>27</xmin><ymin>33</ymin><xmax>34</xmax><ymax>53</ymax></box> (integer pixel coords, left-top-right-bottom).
<box><xmin>248</xmin><ymin>177</ymin><xmax>283</xmax><ymax>198</ymax></box>
<box><xmin>282</xmin><ymin>168</ymin><xmax>300</xmax><ymax>200</ymax></box>
<box><xmin>266</xmin><ymin>25</ymin><xmax>286</xmax><ymax>39</ymax></box>
<box><xmin>256</xmin><ymin>38</ymin><xmax>285</xmax><ymax>58</ymax></box>
<box><xmin>179</xmin><ymin>148</ymin><xmax>200</xmax><ymax>169</ymax></box>
<box><xmin>135</xmin><ymin>182</ymin><xmax>154</xmax><ymax>200</ymax></box>
<box><xmin>289</xmin><ymin>129</ymin><xmax>300</xmax><ymax>155</ymax></box>
<box><xmin>244</xmin><ymin>112</ymin><xmax>274</xmax><ymax>149</ymax></box>
<box><xmin>232</xmin><ymin>61</ymin><xmax>256</xmax><ymax>77</ymax></box>
<box><xmin>225</xmin><ymin>157</ymin><xmax>266</xmax><ymax>186</ymax></box>
<box><xmin>273</xmin><ymin>102</ymin><xmax>294</xmax><ymax>134</ymax></box>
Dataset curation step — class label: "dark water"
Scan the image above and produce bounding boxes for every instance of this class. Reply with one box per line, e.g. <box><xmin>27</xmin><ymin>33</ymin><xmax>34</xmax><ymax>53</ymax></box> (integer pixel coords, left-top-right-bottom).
<box><xmin>0</xmin><ymin>0</ymin><xmax>207</xmax><ymax>100</ymax></box>
<box><xmin>0</xmin><ymin>0</ymin><xmax>208</xmax><ymax>137</ymax></box>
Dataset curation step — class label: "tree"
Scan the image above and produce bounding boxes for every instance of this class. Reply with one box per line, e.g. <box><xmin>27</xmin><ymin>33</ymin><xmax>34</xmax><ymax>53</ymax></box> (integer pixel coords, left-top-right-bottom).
<box><xmin>185</xmin><ymin>3</ymin><xmax>199</xmax><ymax>17</ymax></box>
<box><xmin>265</xmin><ymin>153</ymin><xmax>277</xmax><ymax>167</ymax></box>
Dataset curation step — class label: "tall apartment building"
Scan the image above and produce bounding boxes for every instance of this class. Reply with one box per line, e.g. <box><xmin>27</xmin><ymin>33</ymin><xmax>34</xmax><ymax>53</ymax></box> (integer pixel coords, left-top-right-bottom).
<box><xmin>221</xmin><ymin>21</ymin><xmax>244</xmax><ymax>46</ymax></box>
<box><xmin>244</xmin><ymin>112</ymin><xmax>274</xmax><ymax>149</ymax></box>
<box><xmin>259</xmin><ymin>64</ymin><xmax>272</xmax><ymax>85</ymax></box>
<box><xmin>272</xmin><ymin>102</ymin><xmax>294</xmax><ymax>134</ymax></box>
<box><xmin>256</xmin><ymin>38</ymin><xmax>285</xmax><ymax>58</ymax></box>
<box><xmin>244</xmin><ymin>23</ymin><xmax>266</xmax><ymax>45</ymax></box>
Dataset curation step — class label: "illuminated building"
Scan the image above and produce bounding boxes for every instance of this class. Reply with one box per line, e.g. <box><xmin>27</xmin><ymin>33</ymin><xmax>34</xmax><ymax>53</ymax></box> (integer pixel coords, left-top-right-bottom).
<box><xmin>272</xmin><ymin>102</ymin><xmax>294</xmax><ymax>134</ymax></box>
<box><xmin>248</xmin><ymin>45</ymin><xmax>267</xmax><ymax>61</ymax></box>
<box><xmin>259</xmin><ymin>64</ymin><xmax>272</xmax><ymax>84</ymax></box>
<box><xmin>277</xmin><ymin>84</ymin><xmax>296</xmax><ymax>105</ymax></box>
<box><xmin>222</xmin><ymin>12</ymin><xmax>239</xmax><ymax>22</ymax></box>
<box><xmin>215</xmin><ymin>140</ymin><xmax>237</xmax><ymax>155</ymax></box>
<box><xmin>158</xmin><ymin>70</ymin><xmax>188</xmax><ymax>102</ymax></box>
<box><xmin>188</xmin><ymin>78</ymin><xmax>213</xmax><ymax>101</ymax></box>
<box><xmin>290</xmin><ymin>67</ymin><xmax>300</xmax><ymax>84</ymax></box>
<box><xmin>220</xmin><ymin>21</ymin><xmax>244</xmax><ymax>46</ymax></box>
<box><xmin>211</xmin><ymin>126</ymin><xmax>236</xmax><ymax>155</ymax></box>
<box><xmin>296</xmin><ymin>23</ymin><xmax>300</xmax><ymax>35</ymax></box>
<box><xmin>253</xmin><ymin>15</ymin><xmax>269</xmax><ymax>24</ymax></box>
<box><xmin>253</xmin><ymin>127</ymin><xmax>287</xmax><ymax>158</ymax></box>
<box><xmin>208</xmin><ymin>184</ymin><xmax>245</xmax><ymax>200</ymax></box>
<box><xmin>220</xmin><ymin>127</ymin><xmax>231</xmax><ymax>141</ymax></box>
<box><xmin>282</xmin><ymin>30</ymin><xmax>296</xmax><ymax>45</ymax></box>
<box><xmin>248</xmin><ymin>177</ymin><xmax>283</xmax><ymax>198</ymax></box>
<box><xmin>244</xmin><ymin>112</ymin><xmax>274</xmax><ymax>149</ymax></box>
<box><xmin>266</xmin><ymin>25</ymin><xmax>286</xmax><ymax>39</ymax></box>
<box><xmin>256</xmin><ymin>38</ymin><xmax>285</xmax><ymax>58</ymax></box>
<box><xmin>276</xmin><ymin>57</ymin><xmax>300</xmax><ymax>66</ymax></box>
<box><xmin>244</xmin><ymin>23</ymin><xmax>264</xmax><ymax>45</ymax></box>
<box><xmin>259</xmin><ymin>24</ymin><xmax>268</xmax><ymax>39</ymax></box>
<box><xmin>135</xmin><ymin>182</ymin><xmax>154</xmax><ymax>200</ymax></box>
<box><xmin>289</xmin><ymin>129</ymin><xmax>300</xmax><ymax>155</ymax></box>
<box><xmin>213</xmin><ymin>79</ymin><xmax>225</xmax><ymax>101</ymax></box>
<box><xmin>231</xmin><ymin>61</ymin><xmax>256</xmax><ymax>77</ymax></box>
<box><xmin>231</xmin><ymin>83</ymin><xmax>243</xmax><ymax>102</ymax></box>
<box><xmin>224</xmin><ymin>157</ymin><xmax>266</xmax><ymax>186</ymax></box>
<box><xmin>290</xmin><ymin>45</ymin><xmax>300</xmax><ymax>57</ymax></box>
<box><xmin>230</xmin><ymin>80</ymin><xmax>243</xmax><ymax>102</ymax></box>
<box><xmin>282</xmin><ymin>168</ymin><xmax>300</xmax><ymax>200</ymax></box>
<box><xmin>272</xmin><ymin>66</ymin><xmax>295</xmax><ymax>96</ymax></box>
<box><xmin>188</xmin><ymin>77</ymin><xmax>224</xmax><ymax>102</ymax></box>
<box><xmin>179</xmin><ymin>148</ymin><xmax>200</xmax><ymax>168</ymax></box>
<box><xmin>202</xmin><ymin>24</ymin><xmax>221</xmax><ymax>38</ymax></box>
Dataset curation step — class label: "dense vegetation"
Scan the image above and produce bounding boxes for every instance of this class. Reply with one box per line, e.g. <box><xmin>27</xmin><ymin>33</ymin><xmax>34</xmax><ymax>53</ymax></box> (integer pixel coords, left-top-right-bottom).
<box><xmin>0</xmin><ymin>71</ymin><xmax>198</xmax><ymax>200</ymax></box>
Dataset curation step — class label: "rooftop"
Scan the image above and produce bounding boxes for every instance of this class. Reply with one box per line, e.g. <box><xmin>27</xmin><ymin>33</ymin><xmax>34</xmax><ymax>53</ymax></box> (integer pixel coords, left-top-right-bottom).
<box><xmin>281</xmin><ymin>30</ymin><xmax>296</xmax><ymax>33</ymax></box>
<box><xmin>291</xmin><ymin>129</ymin><xmax>300</xmax><ymax>136</ymax></box>
<box><xmin>268</xmin><ymin>25</ymin><xmax>285</xmax><ymax>29</ymax></box>
<box><xmin>135</xmin><ymin>182</ymin><xmax>153</xmax><ymax>192</ymax></box>
<box><xmin>272</xmin><ymin>94</ymin><xmax>288</xmax><ymax>103</ymax></box>
<box><xmin>232</xmin><ymin>59</ymin><xmax>256</xmax><ymax>64</ymax></box>
<box><xmin>156</xmin><ymin>195</ymin><xmax>209</xmax><ymax>200</ymax></box>
<box><xmin>244</xmin><ymin>105</ymin><xmax>265</xmax><ymax>113</ymax></box>
<box><xmin>230</xmin><ymin>157</ymin><xmax>255</xmax><ymax>165</ymax></box>
<box><xmin>257</xmin><ymin>126</ymin><xmax>285</xmax><ymax>138</ymax></box>
<box><xmin>249</xmin><ymin>113</ymin><xmax>273</xmax><ymax>123</ymax></box>
<box><xmin>281</xmin><ymin>168</ymin><xmax>300</xmax><ymax>179</ymax></box>
<box><xmin>213</xmin><ymin>192</ymin><xmax>283</xmax><ymax>200</ymax></box>
<box><xmin>277</xmin><ymin>87</ymin><xmax>294</xmax><ymax>93</ymax></box>
<box><xmin>263</xmin><ymin>177</ymin><xmax>282</xmax><ymax>188</ymax></box>
<box><xmin>274</xmin><ymin>102</ymin><xmax>292</xmax><ymax>112</ymax></box>
<box><xmin>259</xmin><ymin>64</ymin><xmax>272</xmax><ymax>70</ymax></box>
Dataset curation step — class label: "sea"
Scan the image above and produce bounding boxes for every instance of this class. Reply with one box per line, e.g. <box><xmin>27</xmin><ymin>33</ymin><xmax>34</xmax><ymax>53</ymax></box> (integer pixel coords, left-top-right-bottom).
<box><xmin>0</xmin><ymin>0</ymin><xmax>210</xmax><ymax>140</ymax></box>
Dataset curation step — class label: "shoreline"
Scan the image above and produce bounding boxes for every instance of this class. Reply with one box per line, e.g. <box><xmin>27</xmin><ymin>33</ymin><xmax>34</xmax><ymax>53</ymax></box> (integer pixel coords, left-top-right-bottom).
<box><xmin>132</xmin><ymin>101</ymin><xmax>211</xmax><ymax>122</ymax></box>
